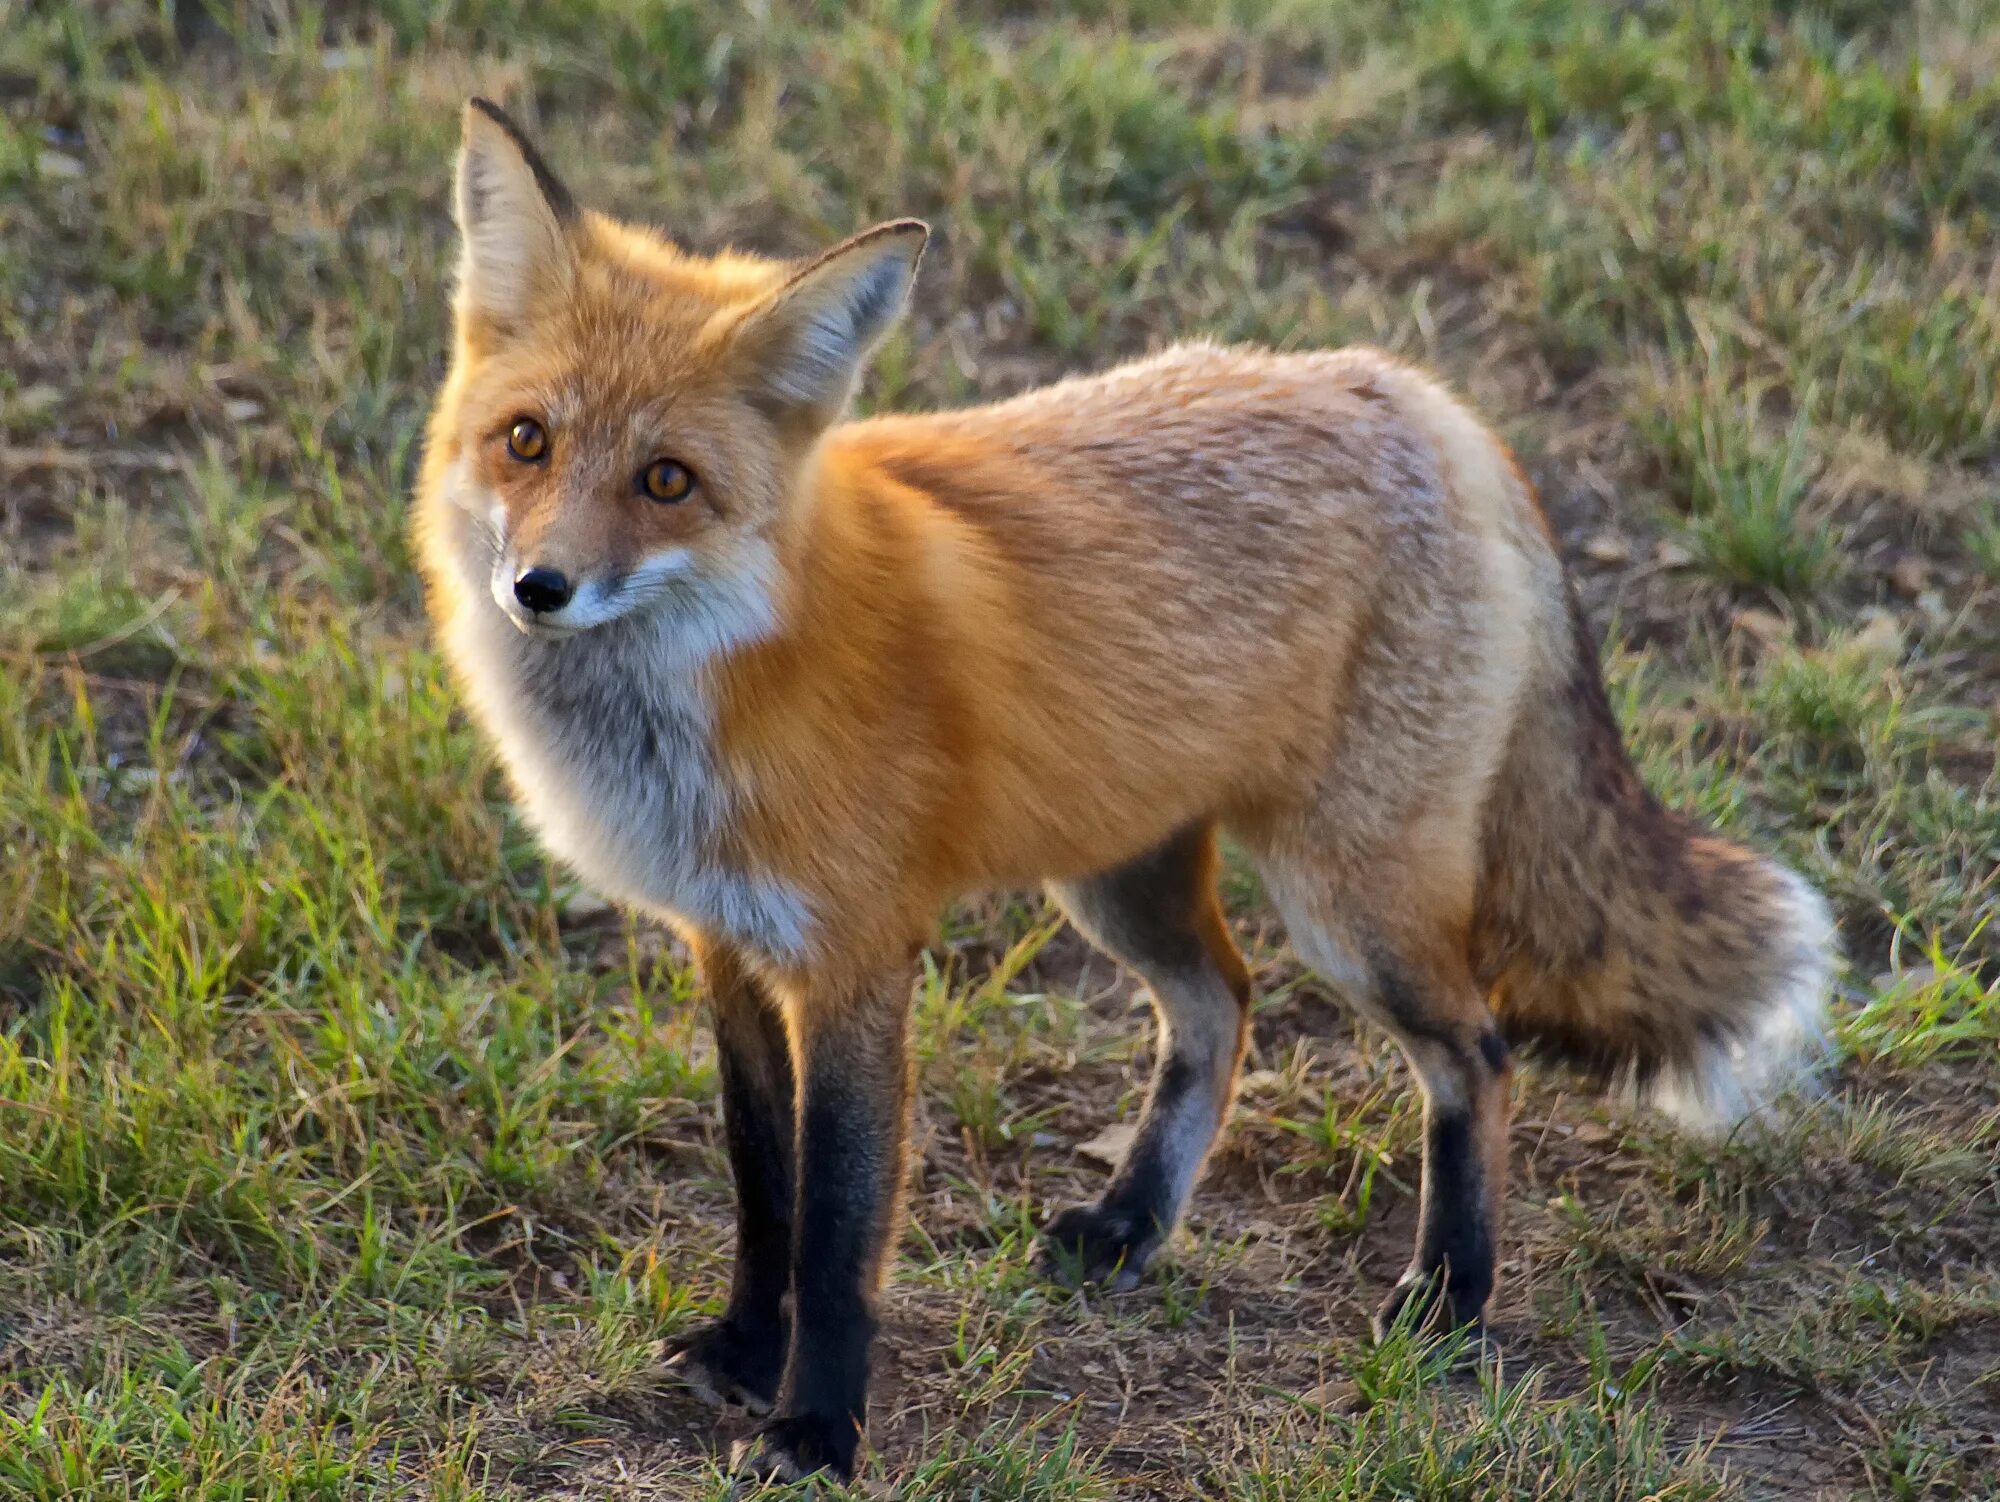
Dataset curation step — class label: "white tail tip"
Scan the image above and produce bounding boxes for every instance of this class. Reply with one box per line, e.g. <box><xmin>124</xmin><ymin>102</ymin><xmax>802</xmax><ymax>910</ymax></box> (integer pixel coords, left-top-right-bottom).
<box><xmin>1644</xmin><ymin>865</ymin><xmax>1836</xmax><ymax>1135</ymax></box>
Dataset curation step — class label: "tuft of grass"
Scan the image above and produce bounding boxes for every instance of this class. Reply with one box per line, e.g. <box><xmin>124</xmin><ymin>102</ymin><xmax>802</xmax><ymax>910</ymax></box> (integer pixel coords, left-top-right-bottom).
<box><xmin>1270</xmin><ymin>1081</ymin><xmax>1416</xmax><ymax>1237</ymax></box>
<box><xmin>1231</xmin><ymin>1331</ymin><xmax>1727</xmax><ymax>1502</ymax></box>
<box><xmin>890</xmin><ymin>1417</ymin><xmax>1113</xmax><ymax>1502</ymax></box>
<box><xmin>1638</xmin><ymin>357</ymin><xmax>1834</xmax><ymax>597</ymax></box>
<box><xmin>1858</xmin><ymin>1406</ymin><xmax>1975</xmax><ymax>1502</ymax></box>
<box><xmin>1841</xmin><ymin>923</ymin><xmax>1999</xmax><ymax>1068</ymax></box>
<box><xmin>1750</xmin><ymin>633</ymin><xmax>1899</xmax><ymax>762</ymax></box>
<box><xmin>1553</xmin><ymin>1181</ymin><xmax>1769</xmax><ymax>1281</ymax></box>
<box><xmin>1665</xmin><ymin>1267</ymin><xmax>2000</xmax><ymax>1394</ymax></box>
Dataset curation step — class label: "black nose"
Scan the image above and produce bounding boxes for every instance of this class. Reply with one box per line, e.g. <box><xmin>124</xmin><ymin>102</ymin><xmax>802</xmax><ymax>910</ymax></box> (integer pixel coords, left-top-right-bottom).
<box><xmin>513</xmin><ymin>566</ymin><xmax>573</xmax><ymax>614</ymax></box>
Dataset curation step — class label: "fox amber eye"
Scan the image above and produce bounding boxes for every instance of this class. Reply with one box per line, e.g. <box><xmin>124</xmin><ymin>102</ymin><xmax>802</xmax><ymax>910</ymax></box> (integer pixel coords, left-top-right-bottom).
<box><xmin>506</xmin><ymin>418</ymin><xmax>547</xmax><ymax>462</ymax></box>
<box><xmin>641</xmin><ymin>458</ymin><xmax>695</xmax><ymax>504</ymax></box>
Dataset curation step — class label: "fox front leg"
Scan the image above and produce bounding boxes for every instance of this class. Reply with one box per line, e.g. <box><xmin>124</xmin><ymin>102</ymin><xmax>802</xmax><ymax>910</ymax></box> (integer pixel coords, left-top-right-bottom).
<box><xmin>666</xmin><ymin>941</ymin><xmax>794</xmax><ymax>1415</ymax></box>
<box><xmin>731</xmin><ymin>968</ymin><xmax>914</xmax><ymax>1486</ymax></box>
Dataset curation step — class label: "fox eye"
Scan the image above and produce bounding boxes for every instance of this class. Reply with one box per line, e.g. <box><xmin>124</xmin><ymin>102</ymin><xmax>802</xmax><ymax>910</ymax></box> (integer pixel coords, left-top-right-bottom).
<box><xmin>506</xmin><ymin>418</ymin><xmax>547</xmax><ymax>462</ymax></box>
<box><xmin>641</xmin><ymin>458</ymin><xmax>695</xmax><ymax>504</ymax></box>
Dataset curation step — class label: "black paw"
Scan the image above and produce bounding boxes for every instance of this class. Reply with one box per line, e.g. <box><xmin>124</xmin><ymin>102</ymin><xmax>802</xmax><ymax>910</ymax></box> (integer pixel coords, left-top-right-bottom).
<box><xmin>1041</xmin><ymin>1202</ymin><xmax>1165</xmax><ymax>1292</ymax></box>
<box><xmin>664</xmin><ymin>1318</ymin><xmax>783</xmax><ymax>1415</ymax></box>
<box><xmin>730</xmin><ymin>1411</ymin><xmax>861</xmax><ymax>1487</ymax></box>
<box><xmin>1370</xmin><ymin>1269</ymin><xmax>1490</xmax><ymax>1345</ymax></box>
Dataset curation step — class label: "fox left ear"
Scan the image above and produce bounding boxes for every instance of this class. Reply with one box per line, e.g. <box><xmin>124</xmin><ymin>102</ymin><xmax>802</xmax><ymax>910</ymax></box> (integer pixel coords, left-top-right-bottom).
<box><xmin>730</xmin><ymin>220</ymin><xmax>929</xmax><ymax>422</ymax></box>
<box><xmin>454</xmin><ymin>97</ymin><xmax>578</xmax><ymax>330</ymax></box>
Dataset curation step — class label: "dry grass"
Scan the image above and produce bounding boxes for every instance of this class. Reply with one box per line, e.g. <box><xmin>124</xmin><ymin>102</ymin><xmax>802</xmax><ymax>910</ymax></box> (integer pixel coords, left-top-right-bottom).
<box><xmin>2</xmin><ymin>1</ymin><xmax>1996</xmax><ymax>1497</ymax></box>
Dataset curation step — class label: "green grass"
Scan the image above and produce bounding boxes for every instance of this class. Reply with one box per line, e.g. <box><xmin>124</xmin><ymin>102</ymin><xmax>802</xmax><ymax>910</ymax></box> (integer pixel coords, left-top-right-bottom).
<box><xmin>1638</xmin><ymin>356</ymin><xmax>1835</xmax><ymax>597</ymax></box>
<box><xmin>1970</xmin><ymin>500</ymin><xmax>2000</xmax><ymax>582</ymax></box>
<box><xmin>4</xmin><ymin>0</ymin><xmax>1999</xmax><ymax>1496</ymax></box>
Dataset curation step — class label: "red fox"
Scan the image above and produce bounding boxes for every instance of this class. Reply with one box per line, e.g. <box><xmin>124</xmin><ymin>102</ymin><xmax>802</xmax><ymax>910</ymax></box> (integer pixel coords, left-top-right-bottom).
<box><xmin>415</xmin><ymin>99</ymin><xmax>1834</xmax><ymax>1484</ymax></box>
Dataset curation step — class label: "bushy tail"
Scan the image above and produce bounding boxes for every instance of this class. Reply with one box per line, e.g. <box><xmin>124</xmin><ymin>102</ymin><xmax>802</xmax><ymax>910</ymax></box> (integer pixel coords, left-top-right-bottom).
<box><xmin>1471</xmin><ymin>591</ymin><xmax>1836</xmax><ymax>1133</ymax></box>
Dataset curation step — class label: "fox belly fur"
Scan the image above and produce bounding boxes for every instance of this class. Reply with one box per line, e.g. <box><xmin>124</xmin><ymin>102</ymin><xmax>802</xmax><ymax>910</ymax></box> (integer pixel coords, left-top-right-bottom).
<box><xmin>415</xmin><ymin>99</ymin><xmax>1835</xmax><ymax>1484</ymax></box>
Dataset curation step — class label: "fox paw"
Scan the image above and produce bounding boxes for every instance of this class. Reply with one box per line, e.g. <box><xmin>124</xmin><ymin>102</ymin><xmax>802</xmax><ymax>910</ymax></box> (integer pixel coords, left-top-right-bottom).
<box><xmin>730</xmin><ymin>1412</ymin><xmax>860</xmax><ymax>1488</ymax></box>
<box><xmin>665</xmin><ymin>1318</ymin><xmax>783</xmax><ymax>1416</ymax></box>
<box><xmin>1041</xmin><ymin>1203</ymin><xmax>1164</xmax><ymax>1292</ymax></box>
<box><xmin>1370</xmin><ymin>1271</ymin><xmax>1491</xmax><ymax>1346</ymax></box>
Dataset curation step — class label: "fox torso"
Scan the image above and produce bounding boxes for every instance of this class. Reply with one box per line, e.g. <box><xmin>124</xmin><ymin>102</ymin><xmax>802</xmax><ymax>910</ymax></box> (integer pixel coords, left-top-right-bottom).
<box><xmin>421</xmin><ymin>338</ymin><xmax>1551</xmax><ymax>978</ymax></box>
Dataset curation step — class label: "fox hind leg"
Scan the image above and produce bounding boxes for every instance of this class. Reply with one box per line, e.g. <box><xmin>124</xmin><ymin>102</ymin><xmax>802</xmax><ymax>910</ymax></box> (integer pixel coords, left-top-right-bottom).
<box><xmin>1043</xmin><ymin>822</ymin><xmax>1253</xmax><ymax>1290</ymax></box>
<box><xmin>1364</xmin><ymin>954</ymin><xmax>1512</xmax><ymax>1339</ymax></box>
<box><xmin>1257</xmin><ymin>859</ymin><xmax>1512</xmax><ymax>1338</ymax></box>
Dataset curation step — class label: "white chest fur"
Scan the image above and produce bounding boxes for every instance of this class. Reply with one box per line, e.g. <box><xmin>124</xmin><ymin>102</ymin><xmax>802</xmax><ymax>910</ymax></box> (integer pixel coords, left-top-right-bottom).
<box><xmin>434</xmin><ymin>490</ymin><xmax>813</xmax><ymax>962</ymax></box>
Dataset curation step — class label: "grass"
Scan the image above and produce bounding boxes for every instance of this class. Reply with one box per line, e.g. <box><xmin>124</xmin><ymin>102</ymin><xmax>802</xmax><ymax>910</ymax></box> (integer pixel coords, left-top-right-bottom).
<box><xmin>1638</xmin><ymin>352</ymin><xmax>1835</xmax><ymax>597</ymax></box>
<box><xmin>3</xmin><ymin>0</ymin><xmax>1997</xmax><ymax>1496</ymax></box>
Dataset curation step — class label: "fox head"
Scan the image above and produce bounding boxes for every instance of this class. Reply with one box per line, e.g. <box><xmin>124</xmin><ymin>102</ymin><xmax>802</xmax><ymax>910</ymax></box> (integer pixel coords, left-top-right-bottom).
<box><xmin>432</xmin><ymin>97</ymin><xmax>926</xmax><ymax>644</ymax></box>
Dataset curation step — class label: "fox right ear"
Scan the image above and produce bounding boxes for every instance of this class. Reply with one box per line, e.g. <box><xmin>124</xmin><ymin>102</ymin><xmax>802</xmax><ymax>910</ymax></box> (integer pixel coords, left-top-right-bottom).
<box><xmin>453</xmin><ymin>98</ymin><xmax>577</xmax><ymax>329</ymax></box>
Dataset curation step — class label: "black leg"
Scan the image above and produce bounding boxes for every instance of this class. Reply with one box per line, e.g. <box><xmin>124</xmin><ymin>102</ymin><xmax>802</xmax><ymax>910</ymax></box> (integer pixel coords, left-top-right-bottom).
<box><xmin>1370</xmin><ymin>999</ymin><xmax>1511</xmax><ymax>1340</ymax></box>
<box><xmin>666</xmin><ymin>941</ymin><xmax>793</xmax><ymax>1414</ymax></box>
<box><xmin>733</xmin><ymin>972</ymin><xmax>913</xmax><ymax>1485</ymax></box>
<box><xmin>1043</xmin><ymin>823</ymin><xmax>1252</xmax><ymax>1288</ymax></box>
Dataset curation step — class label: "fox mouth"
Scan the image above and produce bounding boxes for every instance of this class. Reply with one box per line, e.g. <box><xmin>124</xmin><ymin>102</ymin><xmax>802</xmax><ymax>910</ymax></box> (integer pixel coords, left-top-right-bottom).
<box><xmin>504</xmin><ymin>611</ymin><xmax>586</xmax><ymax>640</ymax></box>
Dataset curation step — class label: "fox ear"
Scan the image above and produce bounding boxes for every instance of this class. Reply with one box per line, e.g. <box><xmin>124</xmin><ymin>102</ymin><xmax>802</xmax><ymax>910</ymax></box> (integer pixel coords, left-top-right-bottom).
<box><xmin>454</xmin><ymin>98</ymin><xmax>577</xmax><ymax>329</ymax></box>
<box><xmin>731</xmin><ymin>221</ymin><xmax>928</xmax><ymax>421</ymax></box>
